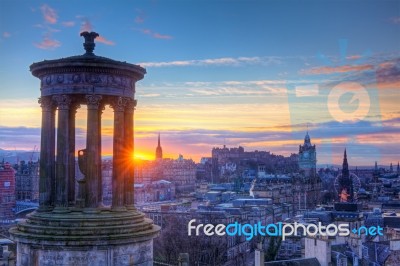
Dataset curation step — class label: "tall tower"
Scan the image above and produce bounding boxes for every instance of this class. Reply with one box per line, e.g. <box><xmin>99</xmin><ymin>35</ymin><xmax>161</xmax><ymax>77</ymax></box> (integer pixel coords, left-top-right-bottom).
<box><xmin>297</xmin><ymin>132</ymin><xmax>320</xmax><ymax>209</ymax></box>
<box><xmin>298</xmin><ymin>132</ymin><xmax>317</xmax><ymax>178</ymax></box>
<box><xmin>155</xmin><ymin>133</ymin><xmax>163</xmax><ymax>160</ymax></box>
<box><xmin>338</xmin><ymin>149</ymin><xmax>354</xmax><ymax>202</ymax></box>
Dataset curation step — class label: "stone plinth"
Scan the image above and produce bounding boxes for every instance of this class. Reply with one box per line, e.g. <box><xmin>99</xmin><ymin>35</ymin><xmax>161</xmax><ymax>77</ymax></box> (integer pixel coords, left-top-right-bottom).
<box><xmin>10</xmin><ymin>209</ymin><xmax>159</xmax><ymax>265</ymax></box>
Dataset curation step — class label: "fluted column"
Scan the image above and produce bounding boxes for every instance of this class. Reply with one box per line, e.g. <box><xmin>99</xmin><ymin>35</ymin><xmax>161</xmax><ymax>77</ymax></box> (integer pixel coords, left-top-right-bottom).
<box><xmin>85</xmin><ymin>94</ymin><xmax>102</xmax><ymax>210</ymax></box>
<box><xmin>68</xmin><ymin>103</ymin><xmax>80</xmax><ymax>206</ymax></box>
<box><xmin>124</xmin><ymin>99</ymin><xmax>136</xmax><ymax>209</ymax></box>
<box><xmin>111</xmin><ymin>96</ymin><xmax>128</xmax><ymax>211</ymax></box>
<box><xmin>53</xmin><ymin>94</ymin><xmax>72</xmax><ymax>212</ymax></box>
<box><xmin>38</xmin><ymin>97</ymin><xmax>56</xmax><ymax>212</ymax></box>
<box><xmin>98</xmin><ymin>105</ymin><xmax>104</xmax><ymax>206</ymax></box>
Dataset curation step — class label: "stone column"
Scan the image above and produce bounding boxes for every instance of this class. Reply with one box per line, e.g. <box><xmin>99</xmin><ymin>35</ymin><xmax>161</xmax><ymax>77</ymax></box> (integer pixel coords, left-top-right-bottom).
<box><xmin>111</xmin><ymin>97</ymin><xmax>128</xmax><ymax>211</ymax></box>
<box><xmin>38</xmin><ymin>97</ymin><xmax>55</xmax><ymax>212</ymax></box>
<box><xmin>85</xmin><ymin>94</ymin><xmax>102</xmax><ymax>210</ymax></box>
<box><xmin>124</xmin><ymin>99</ymin><xmax>136</xmax><ymax>209</ymax></box>
<box><xmin>68</xmin><ymin>103</ymin><xmax>80</xmax><ymax>206</ymax></box>
<box><xmin>53</xmin><ymin>94</ymin><xmax>72</xmax><ymax>212</ymax></box>
<box><xmin>98</xmin><ymin>105</ymin><xmax>104</xmax><ymax>206</ymax></box>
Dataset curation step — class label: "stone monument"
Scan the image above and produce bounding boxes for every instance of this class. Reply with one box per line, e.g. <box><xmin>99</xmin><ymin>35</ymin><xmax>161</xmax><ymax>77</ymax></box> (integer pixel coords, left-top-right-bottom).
<box><xmin>10</xmin><ymin>32</ymin><xmax>160</xmax><ymax>266</ymax></box>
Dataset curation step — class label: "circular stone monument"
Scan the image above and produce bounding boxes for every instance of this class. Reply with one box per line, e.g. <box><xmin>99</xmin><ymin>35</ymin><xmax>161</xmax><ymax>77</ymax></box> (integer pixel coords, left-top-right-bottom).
<box><xmin>10</xmin><ymin>32</ymin><xmax>160</xmax><ymax>266</ymax></box>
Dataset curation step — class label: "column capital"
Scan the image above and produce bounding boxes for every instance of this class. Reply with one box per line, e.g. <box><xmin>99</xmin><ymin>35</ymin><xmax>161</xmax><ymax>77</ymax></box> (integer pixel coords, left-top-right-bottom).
<box><xmin>38</xmin><ymin>97</ymin><xmax>55</xmax><ymax>111</ymax></box>
<box><xmin>125</xmin><ymin>99</ymin><xmax>136</xmax><ymax>113</ymax></box>
<box><xmin>71</xmin><ymin>103</ymin><xmax>81</xmax><ymax>113</ymax></box>
<box><xmin>111</xmin><ymin>96</ymin><xmax>129</xmax><ymax>112</ymax></box>
<box><xmin>53</xmin><ymin>95</ymin><xmax>72</xmax><ymax>110</ymax></box>
<box><xmin>86</xmin><ymin>94</ymin><xmax>102</xmax><ymax>110</ymax></box>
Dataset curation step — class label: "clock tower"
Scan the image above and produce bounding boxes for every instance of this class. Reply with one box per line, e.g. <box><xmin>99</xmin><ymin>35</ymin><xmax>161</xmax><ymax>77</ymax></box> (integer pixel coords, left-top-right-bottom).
<box><xmin>298</xmin><ymin>132</ymin><xmax>317</xmax><ymax>178</ymax></box>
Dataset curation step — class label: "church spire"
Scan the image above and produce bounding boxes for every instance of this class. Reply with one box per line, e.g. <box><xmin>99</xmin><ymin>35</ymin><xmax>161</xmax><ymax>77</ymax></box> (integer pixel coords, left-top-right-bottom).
<box><xmin>342</xmin><ymin>149</ymin><xmax>349</xmax><ymax>178</ymax></box>
<box><xmin>155</xmin><ymin>133</ymin><xmax>163</xmax><ymax>160</ymax></box>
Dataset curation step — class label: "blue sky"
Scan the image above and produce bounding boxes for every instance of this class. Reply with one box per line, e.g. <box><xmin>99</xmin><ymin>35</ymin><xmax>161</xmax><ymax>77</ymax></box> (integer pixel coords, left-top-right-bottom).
<box><xmin>0</xmin><ymin>0</ymin><xmax>399</xmax><ymax>166</ymax></box>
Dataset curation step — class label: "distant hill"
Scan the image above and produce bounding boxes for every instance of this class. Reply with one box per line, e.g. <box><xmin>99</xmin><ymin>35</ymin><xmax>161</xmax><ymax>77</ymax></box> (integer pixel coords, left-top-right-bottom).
<box><xmin>0</xmin><ymin>148</ymin><xmax>39</xmax><ymax>164</ymax></box>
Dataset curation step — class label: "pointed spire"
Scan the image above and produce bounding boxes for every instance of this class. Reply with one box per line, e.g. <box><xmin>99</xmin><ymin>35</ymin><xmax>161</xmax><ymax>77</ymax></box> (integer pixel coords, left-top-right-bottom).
<box><xmin>155</xmin><ymin>132</ymin><xmax>163</xmax><ymax>160</ymax></box>
<box><xmin>390</xmin><ymin>162</ymin><xmax>393</xmax><ymax>172</ymax></box>
<box><xmin>342</xmin><ymin>148</ymin><xmax>349</xmax><ymax>177</ymax></box>
<box><xmin>397</xmin><ymin>162</ymin><xmax>400</xmax><ymax>173</ymax></box>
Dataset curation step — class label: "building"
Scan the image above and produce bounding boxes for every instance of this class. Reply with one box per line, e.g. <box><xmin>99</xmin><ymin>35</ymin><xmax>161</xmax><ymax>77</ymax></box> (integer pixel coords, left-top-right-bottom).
<box><xmin>293</xmin><ymin>132</ymin><xmax>321</xmax><ymax>210</ymax></box>
<box><xmin>134</xmin><ymin>179</ymin><xmax>176</xmax><ymax>204</ymax></box>
<box><xmin>0</xmin><ymin>162</ymin><xmax>16</xmax><ymax>223</ymax></box>
<box><xmin>14</xmin><ymin>160</ymin><xmax>39</xmax><ymax>202</ymax></box>
<box><xmin>334</xmin><ymin>150</ymin><xmax>362</xmax><ymax>203</ymax></box>
<box><xmin>162</xmin><ymin>155</ymin><xmax>196</xmax><ymax>193</ymax></box>
<box><xmin>298</xmin><ymin>132</ymin><xmax>317</xmax><ymax>178</ymax></box>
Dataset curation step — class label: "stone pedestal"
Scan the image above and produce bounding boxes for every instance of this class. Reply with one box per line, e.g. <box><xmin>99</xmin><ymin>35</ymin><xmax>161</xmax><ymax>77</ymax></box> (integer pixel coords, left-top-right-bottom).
<box><xmin>10</xmin><ymin>209</ymin><xmax>159</xmax><ymax>266</ymax></box>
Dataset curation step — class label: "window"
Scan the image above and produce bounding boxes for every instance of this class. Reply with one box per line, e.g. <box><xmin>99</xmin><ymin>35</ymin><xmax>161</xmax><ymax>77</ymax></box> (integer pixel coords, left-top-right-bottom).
<box><xmin>4</xmin><ymin>181</ymin><xmax>10</xmax><ymax>187</ymax></box>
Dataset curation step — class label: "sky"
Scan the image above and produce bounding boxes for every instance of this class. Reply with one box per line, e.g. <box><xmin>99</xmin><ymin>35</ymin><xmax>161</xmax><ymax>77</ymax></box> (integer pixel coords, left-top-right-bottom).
<box><xmin>0</xmin><ymin>0</ymin><xmax>399</xmax><ymax>166</ymax></box>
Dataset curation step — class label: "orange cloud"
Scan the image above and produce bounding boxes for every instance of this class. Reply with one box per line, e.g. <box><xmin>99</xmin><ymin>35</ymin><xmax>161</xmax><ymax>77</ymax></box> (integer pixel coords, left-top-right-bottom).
<box><xmin>96</xmin><ymin>35</ymin><xmax>115</xmax><ymax>45</ymax></box>
<box><xmin>301</xmin><ymin>64</ymin><xmax>373</xmax><ymax>75</ymax></box>
<box><xmin>34</xmin><ymin>36</ymin><xmax>61</xmax><ymax>49</ymax></box>
<box><xmin>346</xmin><ymin>55</ymin><xmax>361</xmax><ymax>60</ymax></box>
<box><xmin>40</xmin><ymin>4</ymin><xmax>58</xmax><ymax>24</ymax></box>
<box><xmin>377</xmin><ymin>59</ymin><xmax>400</xmax><ymax>89</ymax></box>
<box><xmin>139</xmin><ymin>28</ymin><xmax>173</xmax><ymax>40</ymax></box>
<box><xmin>62</xmin><ymin>21</ymin><xmax>75</xmax><ymax>27</ymax></box>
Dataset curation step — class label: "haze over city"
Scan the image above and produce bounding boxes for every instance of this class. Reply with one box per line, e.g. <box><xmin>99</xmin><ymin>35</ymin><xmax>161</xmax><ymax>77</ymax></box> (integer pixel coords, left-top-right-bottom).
<box><xmin>0</xmin><ymin>0</ymin><xmax>399</xmax><ymax>165</ymax></box>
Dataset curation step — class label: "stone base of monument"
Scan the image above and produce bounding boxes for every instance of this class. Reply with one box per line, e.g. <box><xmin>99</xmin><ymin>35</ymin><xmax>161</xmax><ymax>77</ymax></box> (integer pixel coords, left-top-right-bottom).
<box><xmin>9</xmin><ymin>209</ymin><xmax>160</xmax><ymax>266</ymax></box>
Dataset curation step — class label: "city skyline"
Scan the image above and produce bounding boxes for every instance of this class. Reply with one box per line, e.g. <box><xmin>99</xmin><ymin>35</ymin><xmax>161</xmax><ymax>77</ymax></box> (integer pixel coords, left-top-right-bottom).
<box><xmin>0</xmin><ymin>0</ymin><xmax>399</xmax><ymax>165</ymax></box>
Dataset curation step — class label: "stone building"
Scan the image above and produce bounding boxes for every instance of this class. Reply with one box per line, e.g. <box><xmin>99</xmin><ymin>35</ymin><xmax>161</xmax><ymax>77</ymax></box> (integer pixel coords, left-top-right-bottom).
<box><xmin>162</xmin><ymin>155</ymin><xmax>196</xmax><ymax>193</ymax></box>
<box><xmin>134</xmin><ymin>179</ymin><xmax>176</xmax><ymax>204</ymax></box>
<box><xmin>14</xmin><ymin>160</ymin><xmax>39</xmax><ymax>202</ymax></box>
<box><xmin>135</xmin><ymin>154</ymin><xmax>196</xmax><ymax>193</ymax></box>
<box><xmin>0</xmin><ymin>162</ymin><xmax>15</xmax><ymax>223</ymax></box>
<box><xmin>293</xmin><ymin>132</ymin><xmax>322</xmax><ymax>210</ymax></box>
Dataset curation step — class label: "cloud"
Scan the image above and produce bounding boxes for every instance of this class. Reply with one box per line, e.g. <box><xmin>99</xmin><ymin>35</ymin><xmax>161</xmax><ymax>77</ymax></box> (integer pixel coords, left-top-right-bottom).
<box><xmin>96</xmin><ymin>35</ymin><xmax>115</xmax><ymax>45</ymax></box>
<box><xmin>300</xmin><ymin>64</ymin><xmax>373</xmax><ymax>75</ymax></box>
<box><xmin>79</xmin><ymin>17</ymin><xmax>93</xmax><ymax>33</ymax></box>
<box><xmin>34</xmin><ymin>35</ymin><xmax>61</xmax><ymax>49</ymax></box>
<box><xmin>2</xmin><ymin>32</ymin><xmax>10</xmax><ymax>38</ymax></box>
<box><xmin>377</xmin><ymin>59</ymin><xmax>400</xmax><ymax>89</ymax></box>
<box><xmin>139</xmin><ymin>56</ymin><xmax>281</xmax><ymax>68</ymax></box>
<box><xmin>135</xmin><ymin>16</ymin><xmax>145</xmax><ymax>24</ymax></box>
<box><xmin>134</xmin><ymin>8</ymin><xmax>145</xmax><ymax>24</ymax></box>
<box><xmin>40</xmin><ymin>4</ymin><xmax>58</xmax><ymax>24</ymax></box>
<box><xmin>62</xmin><ymin>21</ymin><xmax>75</xmax><ymax>27</ymax></box>
<box><xmin>139</xmin><ymin>93</ymin><xmax>161</xmax><ymax>97</ymax></box>
<box><xmin>389</xmin><ymin>17</ymin><xmax>400</xmax><ymax>24</ymax></box>
<box><xmin>138</xmin><ymin>28</ymin><xmax>173</xmax><ymax>40</ymax></box>
<box><xmin>346</xmin><ymin>55</ymin><xmax>361</xmax><ymax>60</ymax></box>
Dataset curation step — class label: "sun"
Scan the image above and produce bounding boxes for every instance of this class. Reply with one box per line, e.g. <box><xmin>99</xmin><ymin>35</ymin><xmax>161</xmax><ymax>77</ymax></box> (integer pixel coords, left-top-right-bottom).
<box><xmin>133</xmin><ymin>152</ymin><xmax>153</xmax><ymax>161</ymax></box>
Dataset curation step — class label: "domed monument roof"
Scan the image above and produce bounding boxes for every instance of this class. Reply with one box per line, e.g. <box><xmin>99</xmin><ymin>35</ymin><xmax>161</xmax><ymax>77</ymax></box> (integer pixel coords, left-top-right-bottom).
<box><xmin>31</xmin><ymin>31</ymin><xmax>145</xmax><ymax>79</ymax></box>
<box><xmin>30</xmin><ymin>31</ymin><xmax>145</xmax><ymax>100</ymax></box>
